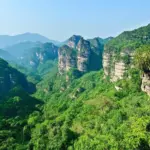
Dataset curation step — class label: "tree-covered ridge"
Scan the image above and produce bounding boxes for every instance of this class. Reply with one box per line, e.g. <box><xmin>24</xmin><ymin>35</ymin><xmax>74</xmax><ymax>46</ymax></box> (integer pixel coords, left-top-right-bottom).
<box><xmin>0</xmin><ymin>59</ymin><xmax>42</xmax><ymax>149</ymax></box>
<box><xmin>27</xmin><ymin>66</ymin><xmax>150</xmax><ymax>150</ymax></box>
<box><xmin>105</xmin><ymin>24</ymin><xmax>150</xmax><ymax>53</ymax></box>
<box><xmin>21</xmin><ymin>42</ymin><xmax>58</xmax><ymax>68</ymax></box>
<box><xmin>1</xmin><ymin>24</ymin><xmax>150</xmax><ymax>150</ymax></box>
<box><xmin>0</xmin><ymin>58</ymin><xmax>35</xmax><ymax>97</ymax></box>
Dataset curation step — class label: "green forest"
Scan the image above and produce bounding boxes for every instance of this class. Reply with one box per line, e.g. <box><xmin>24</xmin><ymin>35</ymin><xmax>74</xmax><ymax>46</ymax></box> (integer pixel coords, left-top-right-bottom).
<box><xmin>1</xmin><ymin>24</ymin><xmax>150</xmax><ymax>150</ymax></box>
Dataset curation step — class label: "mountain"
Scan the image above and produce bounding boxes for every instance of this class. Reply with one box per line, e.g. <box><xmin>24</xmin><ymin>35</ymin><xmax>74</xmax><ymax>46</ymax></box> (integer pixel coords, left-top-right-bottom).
<box><xmin>0</xmin><ymin>49</ymin><xmax>15</xmax><ymax>61</ymax></box>
<box><xmin>58</xmin><ymin>35</ymin><xmax>106</xmax><ymax>79</ymax></box>
<box><xmin>21</xmin><ymin>42</ymin><xmax>58</xmax><ymax>68</ymax></box>
<box><xmin>0</xmin><ymin>32</ymin><xmax>60</xmax><ymax>48</ymax></box>
<box><xmin>4</xmin><ymin>41</ymin><xmax>42</xmax><ymax>58</ymax></box>
<box><xmin>87</xmin><ymin>36</ymin><xmax>113</xmax><ymax>45</ymax></box>
<box><xmin>0</xmin><ymin>58</ymin><xmax>35</xmax><ymax>97</ymax></box>
<box><xmin>1</xmin><ymin>24</ymin><xmax>150</xmax><ymax>149</ymax></box>
<box><xmin>103</xmin><ymin>23</ymin><xmax>150</xmax><ymax>94</ymax></box>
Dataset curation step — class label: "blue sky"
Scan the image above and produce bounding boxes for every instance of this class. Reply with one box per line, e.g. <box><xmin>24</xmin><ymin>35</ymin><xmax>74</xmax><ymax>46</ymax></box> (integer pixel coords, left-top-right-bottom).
<box><xmin>0</xmin><ymin>0</ymin><xmax>150</xmax><ymax>41</ymax></box>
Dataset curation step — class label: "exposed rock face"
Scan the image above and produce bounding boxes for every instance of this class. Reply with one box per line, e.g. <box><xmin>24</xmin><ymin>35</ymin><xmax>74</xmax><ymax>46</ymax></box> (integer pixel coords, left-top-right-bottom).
<box><xmin>58</xmin><ymin>45</ymin><xmax>77</xmax><ymax>74</ymax></box>
<box><xmin>67</xmin><ymin>35</ymin><xmax>82</xmax><ymax>48</ymax></box>
<box><xmin>103</xmin><ymin>50</ymin><xmax>133</xmax><ymax>81</ymax></box>
<box><xmin>58</xmin><ymin>36</ymin><xmax>91</xmax><ymax>74</ymax></box>
<box><xmin>141</xmin><ymin>72</ymin><xmax>150</xmax><ymax>95</ymax></box>
<box><xmin>112</xmin><ymin>61</ymin><xmax>126</xmax><ymax>82</ymax></box>
<box><xmin>77</xmin><ymin>38</ymin><xmax>91</xmax><ymax>72</ymax></box>
<box><xmin>58</xmin><ymin>35</ymin><xmax>105</xmax><ymax>76</ymax></box>
<box><xmin>103</xmin><ymin>24</ymin><xmax>150</xmax><ymax>83</ymax></box>
<box><xmin>103</xmin><ymin>52</ymin><xmax>111</xmax><ymax>76</ymax></box>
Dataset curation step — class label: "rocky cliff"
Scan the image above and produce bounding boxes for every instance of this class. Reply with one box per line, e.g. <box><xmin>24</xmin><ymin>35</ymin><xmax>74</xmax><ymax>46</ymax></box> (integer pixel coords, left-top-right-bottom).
<box><xmin>103</xmin><ymin>51</ymin><xmax>133</xmax><ymax>81</ymax></box>
<box><xmin>141</xmin><ymin>72</ymin><xmax>150</xmax><ymax>95</ymax></box>
<box><xmin>58</xmin><ymin>36</ymin><xmax>91</xmax><ymax>75</ymax></box>
<box><xmin>103</xmin><ymin>24</ymin><xmax>150</xmax><ymax>94</ymax></box>
<box><xmin>58</xmin><ymin>35</ymin><xmax>104</xmax><ymax>76</ymax></box>
<box><xmin>58</xmin><ymin>45</ymin><xmax>77</xmax><ymax>74</ymax></box>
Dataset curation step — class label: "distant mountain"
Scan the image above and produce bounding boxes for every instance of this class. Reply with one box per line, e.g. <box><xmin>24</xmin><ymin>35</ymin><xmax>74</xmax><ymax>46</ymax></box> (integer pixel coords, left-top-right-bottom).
<box><xmin>0</xmin><ymin>32</ymin><xmax>60</xmax><ymax>48</ymax></box>
<box><xmin>4</xmin><ymin>41</ymin><xmax>42</xmax><ymax>58</ymax></box>
<box><xmin>87</xmin><ymin>36</ymin><xmax>113</xmax><ymax>45</ymax></box>
<box><xmin>20</xmin><ymin>42</ymin><xmax>58</xmax><ymax>68</ymax></box>
<box><xmin>59</xmin><ymin>36</ymin><xmax>113</xmax><ymax>47</ymax></box>
<box><xmin>0</xmin><ymin>49</ymin><xmax>15</xmax><ymax>61</ymax></box>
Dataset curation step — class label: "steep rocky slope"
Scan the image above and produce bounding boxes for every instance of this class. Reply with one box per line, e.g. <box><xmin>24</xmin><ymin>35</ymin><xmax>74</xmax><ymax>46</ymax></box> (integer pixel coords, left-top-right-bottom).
<box><xmin>103</xmin><ymin>24</ymin><xmax>150</xmax><ymax>94</ymax></box>
<box><xmin>58</xmin><ymin>35</ymin><xmax>104</xmax><ymax>76</ymax></box>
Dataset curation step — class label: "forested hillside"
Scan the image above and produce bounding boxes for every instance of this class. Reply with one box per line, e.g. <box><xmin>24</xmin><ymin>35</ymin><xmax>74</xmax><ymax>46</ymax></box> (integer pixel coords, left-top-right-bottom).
<box><xmin>0</xmin><ymin>24</ymin><xmax>150</xmax><ymax>150</ymax></box>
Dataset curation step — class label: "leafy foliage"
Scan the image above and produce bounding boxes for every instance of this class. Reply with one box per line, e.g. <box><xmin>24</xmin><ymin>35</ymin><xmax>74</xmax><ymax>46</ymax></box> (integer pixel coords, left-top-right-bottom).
<box><xmin>134</xmin><ymin>45</ymin><xmax>150</xmax><ymax>72</ymax></box>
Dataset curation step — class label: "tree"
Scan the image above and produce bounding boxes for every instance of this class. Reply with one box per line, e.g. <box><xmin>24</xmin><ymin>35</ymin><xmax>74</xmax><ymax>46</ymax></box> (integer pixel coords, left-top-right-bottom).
<box><xmin>134</xmin><ymin>45</ymin><xmax>150</xmax><ymax>72</ymax></box>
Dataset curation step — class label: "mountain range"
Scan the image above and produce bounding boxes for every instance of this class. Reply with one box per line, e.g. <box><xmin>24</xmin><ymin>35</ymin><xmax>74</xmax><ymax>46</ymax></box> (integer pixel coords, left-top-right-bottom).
<box><xmin>0</xmin><ymin>32</ymin><xmax>60</xmax><ymax>48</ymax></box>
<box><xmin>1</xmin><ymin>24</ymin><xmax>150</xmax><ymax>149</ymax></box>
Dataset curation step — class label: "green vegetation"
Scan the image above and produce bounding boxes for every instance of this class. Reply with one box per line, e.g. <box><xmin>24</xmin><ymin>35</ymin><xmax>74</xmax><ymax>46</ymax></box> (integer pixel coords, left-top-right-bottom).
<box><xmin>105</xmin><ymin>24</ymin><xmax>150</xmax><ymax>53</ymax></box>
<box><xmin>134</xmin><ymin>45</ymin><xmax>150</xmax><ymax>72</ymax></box>
<box><xmin>22</xmin><ymin>68</ymin><xmax>150</xmax><ymax>150</ymax></box>
<box><xmin>1</xmin><ymin>25</ymin><xmax>150</xmax><ymax>150</ymax></box>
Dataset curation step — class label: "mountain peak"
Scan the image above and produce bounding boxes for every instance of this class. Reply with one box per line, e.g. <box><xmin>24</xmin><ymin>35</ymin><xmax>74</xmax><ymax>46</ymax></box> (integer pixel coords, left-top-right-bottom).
<box><xmin>0</xmin><ymin>33</ymin><xmax>60</xmax><ymax>48</ymax></box>
<box><xmin>67</xmin><ymin>35</ymin><xmax>83</xmax><ymax>48</ymax></box>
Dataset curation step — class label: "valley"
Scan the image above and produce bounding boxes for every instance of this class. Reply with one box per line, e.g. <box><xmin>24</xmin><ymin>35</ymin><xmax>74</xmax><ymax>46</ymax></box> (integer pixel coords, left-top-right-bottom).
<box><xmin>0</xmin><ymin>24</ymin><xmax>150</xmax><ymax>150</ymax></box>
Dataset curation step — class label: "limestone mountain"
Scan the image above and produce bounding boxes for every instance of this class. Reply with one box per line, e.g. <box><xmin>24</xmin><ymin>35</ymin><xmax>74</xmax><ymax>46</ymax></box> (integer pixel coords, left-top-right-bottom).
<box><xmin>103</xmin><ymin>23</ymin><xmax>150</xmax><ymax>94</ymax></box>
<box><xmin>58</xmin><ymin>35</ymin><xmax>105</xmax><ymax>76</ymax></box>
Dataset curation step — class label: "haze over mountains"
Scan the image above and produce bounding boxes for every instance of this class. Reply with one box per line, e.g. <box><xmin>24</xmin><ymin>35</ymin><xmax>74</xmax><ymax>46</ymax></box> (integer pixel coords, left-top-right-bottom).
<box><xmin>0</xmin><ymin>32</ymin><xmax>60</xmax><ymax>48</ymax></box>
<box><xmin>0</xmin><ymin>32</ymin><xmax>112</xmax><ymax>69</ymax></box>
<box><xmin>1</xmin><ymin>23</ymin><xmax>150</xmax><ymax>149</ymax></box>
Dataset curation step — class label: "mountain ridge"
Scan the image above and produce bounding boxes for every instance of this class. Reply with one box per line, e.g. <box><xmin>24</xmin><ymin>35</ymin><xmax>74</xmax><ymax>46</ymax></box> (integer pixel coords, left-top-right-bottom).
<box><xmin>0</xmin><ymin>32</ymin><xmax>60</xmax><ymax>48</ymax></box>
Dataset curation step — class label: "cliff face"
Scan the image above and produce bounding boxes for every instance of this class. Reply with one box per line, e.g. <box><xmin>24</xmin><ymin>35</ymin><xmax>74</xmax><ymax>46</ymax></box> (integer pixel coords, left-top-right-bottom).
<box><xmin>76</xmin><ymin>38</ymin><xmax>91</xmax><ymax>72</ymax></box>
<box><xmin>58</xmin><ymin>45</ymin><xmax>77</xmax><ymax>74</ymax></box>
<box><xmin>103</xmin><ymin>24</ymin><xmax>150</xmax><ymax>94</ymax></box>
<box><xmin>58</xmin><ymin>35</ymin><xmax>104</xmax><ymax>76</ymax></box>
<box><xmin>67</xmin><ymin>35</ymin><xmax>82</xmax><ymax>48</ymax></box>
<box><xmin>58</xmin><ymin>36</ymin><xmax>91</xmax><ymax>74</ymax></box>
<box><xmin>141</xmin><ymin>72</ymin><xmax>150</xmax><ymax>95</ymax></box>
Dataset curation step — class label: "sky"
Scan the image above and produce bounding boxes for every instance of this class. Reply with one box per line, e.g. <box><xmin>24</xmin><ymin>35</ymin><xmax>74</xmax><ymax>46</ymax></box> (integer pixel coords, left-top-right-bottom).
<box><xmin>0</xmin><ymin>0</ymin><xmax>150</xmax><ymax>41</ymax></box>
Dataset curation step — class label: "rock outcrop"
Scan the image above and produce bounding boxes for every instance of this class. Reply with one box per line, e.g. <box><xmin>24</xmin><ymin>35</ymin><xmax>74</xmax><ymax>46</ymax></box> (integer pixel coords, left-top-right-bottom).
<box><xmin>67</xmin><ymin>35</ymin><xmax>82</xmax><ymax>48</ymax></box>
<box><xmin>103</xmin><ymin>52</ymin><xmax>112</xmax><ymax>76</ymax></box>
<box><xmin>103</xmin><ymin>50</ymin><xmax>134</xmax><ymax>81</ymax></box>
<box><xmin>58</xmin><ymin>36</ymin><xmax>91</xmax><ymax>74</ymax></box>
<box><xmin>141</xmin><ymin>72</ymin><xmax>150</xmax><ymax>95</ymax></box>
<box><xmin>76</xmin><ymin>38</ymin><xmax>91</xmax><ymax>72</ymax></box>
<box><xmin>58</xmin><ymin>35</ymin><xmax>105</xmax><ymax>76</ymax></box>
<box><xmin>58</xmin><ymin>45</ymin><xmax>77</xmax><ymax>74</ymax></box>
<box><xmin>103</xmin><ymin>24</ymin><xmax>150</xmax><ymax>95</ymax></box>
